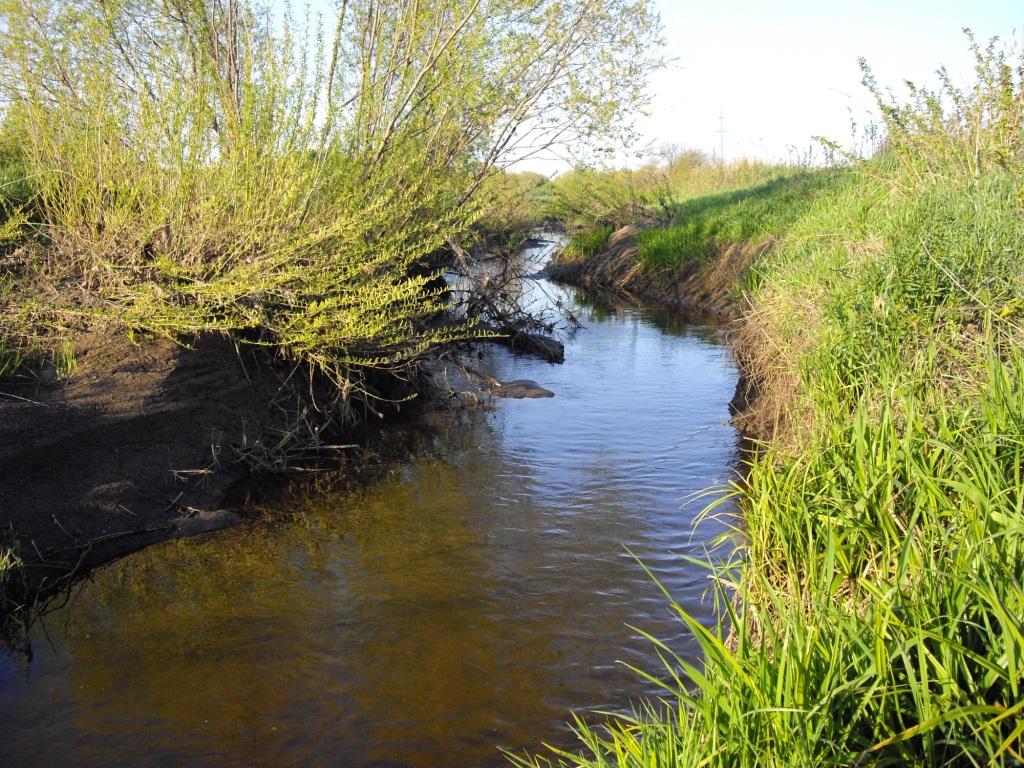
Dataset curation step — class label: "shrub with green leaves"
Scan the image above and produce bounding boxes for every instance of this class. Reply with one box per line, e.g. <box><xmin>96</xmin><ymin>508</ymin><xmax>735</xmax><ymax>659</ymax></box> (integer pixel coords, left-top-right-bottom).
<box><xmin>544</xmin><ymin>167</ymin><xmax>654</xmax><ymax>230</ymax></box>
<box><xmin>0</xmin><ymin>0</ymin><xmax>662</xmax><ymax>401</ymax></box>
<box><xmin>476</xmin><ymin>171</ymin><xmax>550</xmax><ymax>247</ymax></box>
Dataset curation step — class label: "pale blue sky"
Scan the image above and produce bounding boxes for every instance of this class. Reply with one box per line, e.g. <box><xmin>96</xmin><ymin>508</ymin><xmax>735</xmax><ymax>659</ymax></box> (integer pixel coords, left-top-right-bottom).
<box><xmin>296</xmin><ymin>0</ymin><xmax>1020</xmax><ymax>172</ymax></box>
<box><xmin>625</xmin><ymin>0</ymin><xmax>1022</xmax><ymax>167</ymax></box>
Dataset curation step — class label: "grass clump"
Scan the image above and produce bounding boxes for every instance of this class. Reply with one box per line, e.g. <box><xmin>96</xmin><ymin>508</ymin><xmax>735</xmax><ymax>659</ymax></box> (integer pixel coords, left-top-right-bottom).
<box><xmin>0</xmin><ymin>117</ymin><xmax>37</xmax><ymax>380</ymax></box>
<box><xmin>0</xmin><ymin>546</ymin><xmax>29</xmax><ymax>653</ymax></box>
<box><xmin>0</xmin><ymin>273</ymin><xmax>27</xmax><ymax>379</ymax></box>
<box><xmin>518</xmin><ymin>32</ymin><xmax>1024</xmax><ymax>768</ymax></box>
<box><xmin>565</xmin><ymin>226</ymin><xmax>614</xmax><ymax>260</ymax></box>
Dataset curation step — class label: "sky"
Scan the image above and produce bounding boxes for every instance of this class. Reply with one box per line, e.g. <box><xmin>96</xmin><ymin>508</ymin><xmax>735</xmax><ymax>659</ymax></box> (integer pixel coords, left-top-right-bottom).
<box><xmin>527</xmin><ymin>0</ymin><xmax>1022</xmax><ymax>172</ymax></box>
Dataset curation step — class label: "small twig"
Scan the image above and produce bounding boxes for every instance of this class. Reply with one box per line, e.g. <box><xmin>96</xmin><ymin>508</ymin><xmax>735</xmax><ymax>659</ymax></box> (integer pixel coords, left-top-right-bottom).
<box><xmin>171</xmin><ymin>468</ymin><xmax>213</xmax><ymax>478</ymax></box>
<box><xmin>163</xmin><ymin>491</ymin><xmax>185</xmax><ymax>513</ymax></box>
<box><xmin>51</xmin><ymin>515</ymin><xmax>75</xmax><ymax>541</ymax></box>
<box><xmin>65</xmin><ymin>526</ymin><xmax>167</xmax><ymax>549</ymax></box>
<box><xmin>31</xmin><ymin>539</ymin><xmax>46</xmax><ymax>564</ymax></box>
<box><xmin>0</xmin><ymin>392</ymin><xmax>49</xmax><ymax>406</ymax></box>
<box><xmin>232</xmin><ymin>340</ymin><xmax>251</xmax><ymax>382</ymax></box>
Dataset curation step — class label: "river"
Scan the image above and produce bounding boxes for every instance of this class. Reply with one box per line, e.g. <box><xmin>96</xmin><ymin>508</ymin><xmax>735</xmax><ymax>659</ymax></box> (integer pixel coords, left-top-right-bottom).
<box><xmin>0</xmin><ymin>237</ymin><xmax>741</xmax><ymax>767</ymax></box>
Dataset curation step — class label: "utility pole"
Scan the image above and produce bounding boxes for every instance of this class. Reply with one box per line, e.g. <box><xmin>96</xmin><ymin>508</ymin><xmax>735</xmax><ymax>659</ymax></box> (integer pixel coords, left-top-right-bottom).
<box><xmin>716</xmin><ymin>110</ymin><xmax>726</xmax><ymax>166</ymax></box>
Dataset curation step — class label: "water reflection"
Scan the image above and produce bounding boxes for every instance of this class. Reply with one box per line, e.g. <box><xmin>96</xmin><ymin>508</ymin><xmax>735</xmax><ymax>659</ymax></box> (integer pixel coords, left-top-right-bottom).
<box><xmin>0</xmin><ymin>268</ymin><xmax>741</xmax><ymax>767</ymax></box>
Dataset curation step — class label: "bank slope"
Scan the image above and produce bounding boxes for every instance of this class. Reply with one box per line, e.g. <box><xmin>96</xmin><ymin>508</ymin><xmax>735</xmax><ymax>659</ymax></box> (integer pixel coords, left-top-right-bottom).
<box><xmin>524</xmin><ymin>48</ymin><xmax>1024</xmax><ymax>767</ymax></box>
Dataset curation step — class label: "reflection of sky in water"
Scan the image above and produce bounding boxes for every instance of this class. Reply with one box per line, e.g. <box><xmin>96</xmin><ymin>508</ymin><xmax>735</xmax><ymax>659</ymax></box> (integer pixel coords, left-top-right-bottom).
<box><xmin>0</xmin><ymin>246</ymin><xmax>741</xmax><ymax>767</ymax></box>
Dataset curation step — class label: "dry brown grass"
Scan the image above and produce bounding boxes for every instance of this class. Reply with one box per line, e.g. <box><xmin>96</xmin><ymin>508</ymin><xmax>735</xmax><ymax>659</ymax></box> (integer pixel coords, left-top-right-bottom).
<box><xmin>729</xmin><ymin>297</ymin><xmax>811</xmax><ymax>449</ymax></box>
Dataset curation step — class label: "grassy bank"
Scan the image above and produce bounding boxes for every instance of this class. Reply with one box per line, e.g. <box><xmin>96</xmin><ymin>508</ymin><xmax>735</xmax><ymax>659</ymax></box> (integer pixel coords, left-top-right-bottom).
<box><xmin>634</xmin><ymin>170</ymin><xmax>838</xmax><ymax>269</ymax></box>
<box><xmin>550</xmin><ymin>168</ymin><xmax>843</xmax><ymax>304</ymax></box>
<box><xmin>521</xmin><ymin>37</ymin><xmax>1024</xmax><ymax>766</ymax></box>
<box><xmin>547</xmin><ymin>152</ymin><xmax>803</xmax><ymax>235</ymax></box>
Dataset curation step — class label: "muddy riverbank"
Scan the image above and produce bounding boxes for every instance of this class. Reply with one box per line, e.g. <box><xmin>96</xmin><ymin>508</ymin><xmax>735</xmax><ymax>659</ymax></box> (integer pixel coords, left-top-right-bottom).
<box><xmin>0</xmin><ymin>328</ymin><xmax>303</xmax><ymax>588</ymax></box>
<box><xmin>0</xmin><ymin>327</ymin><xmax>474</xmax><ymax>594</ymax></box>
<box><xmin>0</xmin><ymin>324</ymin><xmax>561</xmax><ymax>612</ymax></box>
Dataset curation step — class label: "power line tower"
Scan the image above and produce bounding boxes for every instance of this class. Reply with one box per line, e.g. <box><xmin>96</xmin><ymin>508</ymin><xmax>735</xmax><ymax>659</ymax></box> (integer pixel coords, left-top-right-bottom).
<box><xmin>716</xmin><ymin>110</ymin><xmax>726</xmax><ymax>166</ymax></box>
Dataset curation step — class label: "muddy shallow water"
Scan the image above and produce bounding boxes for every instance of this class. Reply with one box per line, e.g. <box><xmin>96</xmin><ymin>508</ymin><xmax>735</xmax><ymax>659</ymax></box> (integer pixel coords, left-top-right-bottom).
<box><xmin>0</xmin><ymin>241</ymin><xmax>741</xmax><ymax>767</ymax></box>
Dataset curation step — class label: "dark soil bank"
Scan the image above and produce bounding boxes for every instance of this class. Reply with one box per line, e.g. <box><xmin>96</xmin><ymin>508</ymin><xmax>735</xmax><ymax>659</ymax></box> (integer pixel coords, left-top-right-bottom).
<box><xmin>0</xmin><ymin>329</ymin><xmax>296</xmax><ymax>585</ymax></box>
<box><xmin>0</xmin><ymin>323</ymin><xmax>548</xmax><ymax>598</ymax></box>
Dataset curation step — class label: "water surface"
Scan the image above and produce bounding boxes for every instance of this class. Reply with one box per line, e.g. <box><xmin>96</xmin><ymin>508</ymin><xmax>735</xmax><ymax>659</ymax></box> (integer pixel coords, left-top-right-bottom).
<box><xmin>0</xmin><ymin>242</ymin><xmax>740</xmax><ymax>767</ymax></box>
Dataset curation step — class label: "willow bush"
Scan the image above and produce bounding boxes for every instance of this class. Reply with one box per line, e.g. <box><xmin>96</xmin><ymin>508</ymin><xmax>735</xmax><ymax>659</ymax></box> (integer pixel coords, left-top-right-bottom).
<box><xmin>544</xmin><ymin>166</ymin><xmax>656</xmax><ymax>230</ymax></box>
<box><xmin>474</xmin><ymin>171</ymin><xmax>550</xmax><ymax>249</ymax></box>
<box><xmin>0</xmin><ymin>0</ymin><xmax>661</xmax><ymax>401</ymax></box>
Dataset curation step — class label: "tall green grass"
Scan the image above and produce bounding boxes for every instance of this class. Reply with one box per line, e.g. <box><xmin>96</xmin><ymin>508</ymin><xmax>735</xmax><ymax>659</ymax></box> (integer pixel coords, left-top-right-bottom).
<box><xmin>565</xmin><ymin>226</ymin><xmax>614</xmax><ymax>260</ymax></box>
<box><xmin>517</xmin><ymin>33</ymin><xmax>1024</xmax><ymax>767</ymax></box>
<box><xmin>545</xmin><ymin>155</ymin><xmax>798</xmax><ymax>236</ymax></box>
<box><xmin>517</xmin><ymin>346</ymin><xmax>1024</xmax><ymax>767</ymax></box>
<box><xmin>636</xmin><ymin>170</ymin><xmax>838</xmax><ymax>268</ymax></box>
<box><xmin>0</xmin><ymin>273</ymin><xmax>25</xmax><ymax>379</ymax></box>
<box><xmin>0</xmin><ymin>127</ymin><xmax>34</xmax><ymax>380</ymax></box>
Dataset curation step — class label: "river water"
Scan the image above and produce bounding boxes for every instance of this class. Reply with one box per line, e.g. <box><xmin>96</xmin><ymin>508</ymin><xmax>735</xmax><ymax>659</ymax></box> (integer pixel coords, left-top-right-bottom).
<box><xmin>0</xmin><ymin>238</ymin><xmax>741</xmax><ymax>767</ymax></box>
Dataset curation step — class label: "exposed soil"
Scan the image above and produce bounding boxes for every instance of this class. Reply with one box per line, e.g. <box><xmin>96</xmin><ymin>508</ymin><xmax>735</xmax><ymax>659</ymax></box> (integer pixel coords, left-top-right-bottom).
<box><xmin>0</xmin><ymin>324</ymin><xmax>521</xmax><ymax>604</ymax></box>
<box><xmin>0</xmin><ymin>327</ymin><xmax>305</xmax><ymax>588</ymax></box>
